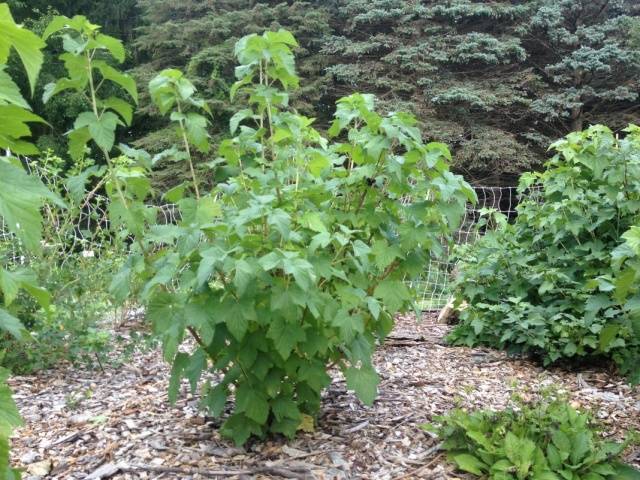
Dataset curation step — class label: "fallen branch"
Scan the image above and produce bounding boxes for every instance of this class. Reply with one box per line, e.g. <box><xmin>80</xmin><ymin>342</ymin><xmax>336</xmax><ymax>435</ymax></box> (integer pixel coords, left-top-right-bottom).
<box><xmin>121</xmin><ymin>463</ymin><xmax>313</xmax><ymax>479</ymax></box>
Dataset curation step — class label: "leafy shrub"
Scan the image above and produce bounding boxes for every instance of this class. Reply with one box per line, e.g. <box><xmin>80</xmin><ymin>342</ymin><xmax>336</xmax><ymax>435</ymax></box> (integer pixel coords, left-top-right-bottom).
<box><xmin>424</xmin><ymin>399</ymin><xmax>640</xmax><ymax>479</ymax></box>
<box><xmin>0</xmin><ymin>252</ymin><xmax>120</xmax><ymax>373</ymax></box>
<box><xmin>448</xmin><ymin>126</ymin><xmax>640</xmax><ymax>383</ymax></box>
<box><xmin>42</xmin><ymin>20</ymin><xmax>475</xmax><ymax>444</ymax></box>
<box><xmin>0</xmin><ymin>149</ymin><xmax>126</xmax><ymax>374</ymax></box>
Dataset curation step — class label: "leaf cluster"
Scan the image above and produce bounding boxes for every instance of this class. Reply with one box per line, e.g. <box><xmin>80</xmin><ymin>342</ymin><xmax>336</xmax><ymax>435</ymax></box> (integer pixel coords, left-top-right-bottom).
<box><xmin>424</xmin><ymin>399</ymin><xmax>640</xmax><ymax>479</ymax></box>
<box><xmin>0</xmin><ymin>4</ymin><xmax>63</xmax><ymax>477</ymax></box>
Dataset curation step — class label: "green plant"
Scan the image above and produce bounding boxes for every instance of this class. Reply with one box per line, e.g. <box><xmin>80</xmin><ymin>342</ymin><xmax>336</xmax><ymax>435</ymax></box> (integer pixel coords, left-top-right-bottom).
<box><xmin>424</xmin><ymin>399</ymin><xmax>640</xmax><ymax>480</ymax></box>
<box><xmin>449</xmin><ymin>125</ymin><xmax>640</xmax><ymax>383</ymax></box>
<box><xmin>0</xmin><ymin>251</ymin><xmax>119</xmax><ymax>374</ymax></box>
<box><xmin>43</xmin><ymin>19</ymin><xmax>475</xmax><ymax>445</ymax></box>
<box><xmin>0</xmin><ymin>4</ymin><xmax>64</xmax><ymax>478</ymax></box>
<box><xmin>0</xmin><ymin>146</ymin><xmax>126</xmax><ymax>374</ymax></box>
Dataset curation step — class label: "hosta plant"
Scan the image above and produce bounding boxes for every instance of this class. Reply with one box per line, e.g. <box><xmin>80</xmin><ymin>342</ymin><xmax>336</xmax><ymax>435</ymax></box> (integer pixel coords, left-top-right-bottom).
<box><xmin>44</xmin><ymin>22</ymin><xmax>475</xmax><ymax>444</ymax></box>
<box><xmin>449</xmin><ymin>125</ymin><xmax>640</xmax><ymax>383</ymax></box>
<box><xmin>425</xmin><ymin>398</ymin><xmax>640</xmax><ymax>480</ymax></box>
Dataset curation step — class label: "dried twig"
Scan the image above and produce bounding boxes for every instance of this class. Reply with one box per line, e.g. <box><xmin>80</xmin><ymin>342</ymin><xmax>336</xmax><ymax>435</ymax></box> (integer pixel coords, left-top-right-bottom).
<box><xmin>122</xmin><ymin>463</ymin><xmax>313</xmax><ymax>479</ymax></box>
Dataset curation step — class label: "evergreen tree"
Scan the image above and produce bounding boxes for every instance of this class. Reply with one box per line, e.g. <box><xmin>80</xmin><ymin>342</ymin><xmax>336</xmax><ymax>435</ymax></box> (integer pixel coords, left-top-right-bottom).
<box><xmin>323</xmin><ymin>0</ymin><xmax>640</xmax><ymax>179</ymax></box>
<box><xmin>523</xmin><ymin>0</ymin><xmax>640</xmax><ymax>133</ymax></box>
<box><xmin>323</xmin><ymin>0</ymin><xmax>536</xmax><ymax>179</ymax></box>
<box><xmin>9</xmin><ymin>0</ymin><xmax>640</xmax><ymax>182</ymax></box>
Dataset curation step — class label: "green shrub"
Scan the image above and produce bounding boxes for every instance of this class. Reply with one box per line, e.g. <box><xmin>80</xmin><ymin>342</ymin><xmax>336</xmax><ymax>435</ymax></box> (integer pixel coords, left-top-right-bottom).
<box><xmin>448</xmin><ymin>126</ymin><xmax>640</xmax><ymax>383</ymax></box>
<box><xmin>0</xmin><ymin>148</ymin><xmax>126</xmax><ymax>374</ymax></box>
<box><xmin>0</xmin><ymin>4</ymin><xmax>62</xmax><ymax>476</ymax></box>
<box><xmin>0</xmin><ymin>252</ymin><xmax>120</xmax><ymax>373</ymax></box>
<box><xmin>42</xmin><ymin>19</ymin><xmax>475</xmax><ymax>445</ymax></box>
<box><xmin>424</xmin><ymin>399</ymin><xmax>639</xmax><ymax>480</ymax></box>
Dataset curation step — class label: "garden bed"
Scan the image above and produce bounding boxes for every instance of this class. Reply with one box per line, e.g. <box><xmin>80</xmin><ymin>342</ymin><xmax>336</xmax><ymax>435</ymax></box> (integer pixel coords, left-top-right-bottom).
<box><xmin>11</xmin><ymin>314</ymin><xmax>640</xmax><ymax>479</ymax></box>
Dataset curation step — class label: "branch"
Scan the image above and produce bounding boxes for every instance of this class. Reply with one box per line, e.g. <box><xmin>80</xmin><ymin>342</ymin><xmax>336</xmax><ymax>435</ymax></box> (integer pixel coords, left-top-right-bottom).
<box><xmin>120</xmin><ymin>463</ymin><xmax>312</xmax><ymax>479</ymax></box>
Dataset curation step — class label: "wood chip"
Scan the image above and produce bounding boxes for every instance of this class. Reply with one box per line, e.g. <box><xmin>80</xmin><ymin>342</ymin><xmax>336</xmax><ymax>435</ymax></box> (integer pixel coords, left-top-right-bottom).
<box><xmin>10</xmin><ymin>313</ymin><xmax>640</xmax><ymax>479</ymax></box>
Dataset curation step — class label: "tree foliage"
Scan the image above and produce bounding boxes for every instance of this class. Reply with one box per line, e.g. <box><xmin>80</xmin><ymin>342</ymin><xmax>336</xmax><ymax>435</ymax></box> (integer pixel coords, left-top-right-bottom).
<box><xmin>8</xmin><ymin>0</ymin><xmax>640</xmax><ymax>181</ymax></box>
<box><xmin>0</xmin><ymin>3</ymin><xmax>62</xmax><ymax>477</ymax></box>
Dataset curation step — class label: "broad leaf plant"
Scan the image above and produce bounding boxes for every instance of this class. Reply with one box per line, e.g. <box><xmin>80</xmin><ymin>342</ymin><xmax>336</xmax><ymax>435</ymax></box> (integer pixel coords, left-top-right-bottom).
<box><xmin>42</xmin><ymin>23</ymin><xmax>475</xmax><ymax>444</ymax></box>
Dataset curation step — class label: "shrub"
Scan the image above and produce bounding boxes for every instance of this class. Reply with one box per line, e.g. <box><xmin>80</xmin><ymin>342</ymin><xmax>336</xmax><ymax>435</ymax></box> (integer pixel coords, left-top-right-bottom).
<box><xmin>0</xmin><ymin>151</ymin><xmax>125</xmax><ymax>374</ymax></box>
<box><xmin>42</xmin><ymin>19</ymin><xmax>476</xmax><ymax>444</ymax></box>
<box><xmin>424</xmin><ymin>399</ymin><xmax>640</xmax><ymax>479</ymax></box>
<box><xmin>0</xmin><ymin>252</ymin><xmax>120</xmax><ymax>373</ymax></box>
<box><xmin>448</xmin><ymin>126</ymin><xmax>640</xmax><ymax>383</ymax></box>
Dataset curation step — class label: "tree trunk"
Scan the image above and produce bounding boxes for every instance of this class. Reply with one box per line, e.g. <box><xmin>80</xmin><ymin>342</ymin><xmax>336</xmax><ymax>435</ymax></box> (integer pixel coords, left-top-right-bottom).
<box><xmin>571</xmin><ymin>106</ymin><xmax>583</xmax><ymax>132</ymax></box>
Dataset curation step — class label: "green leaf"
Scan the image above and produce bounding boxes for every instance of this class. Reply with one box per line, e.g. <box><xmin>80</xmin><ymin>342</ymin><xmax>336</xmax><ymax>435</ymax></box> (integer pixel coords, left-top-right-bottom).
<box><xmin>298</xmin><ymin>361</ymin><xmax>331</xmax><ymax>391</ymax></box>
<box><xmin>0</xmin><ymin>160</ymin><xmax>64</xmax><ymax>252</ymax></box>
<box><xmin>219</xmin><ymin>298</ymin><xmax>253</xmax><ymax>342</ymax></box>
<box><xmin>230</xmin><ymin>108</ymin><xmax>253</xmax><ymax>134</ymax></box>
<box><xmin>613</xmin><ymin>464</ymin><xmax>640</xmax><ymax>479</ymax></box>
<box><xmin>265</xmin><ymin>29</ymin><xmax>299</xmax><ymax>47</ymax></box>
<box><xmin>101</xmin><ymin>97</ymin><xmax>133</xmax><ymax>126</ymax></box>
<box><xmin>168</xmin><ymin>352</ymin><xmax>189</xmax><ymax>404</ymax></box>
<box><xmin>271</xmin><ymin>396</ymin><xmax>300</xmax><ymax>422</ymax></box>
<box><xmin>42</xmin><ymin>15</ymin><xmax>72</xmax><ymax>40</ymax></box>
<box><xmin>622</xmin><ymin>227</ymin><xmax>640</xmax><ymax>255</ymax></box>
<box><xmin>203</xmin><ymin>383</ymin><xmax>228</xmax><ymax>418</ymax></box>
<box><xmin>95</xmin><ymin>33</ymin><xmax>125</xmax><ymax>63</ymax></box>
<box><xmin>75</xmin><ymin>111</ymin><xmax>121</xmax><ymax>152</ymax></box>
<box><xmin>221</xmin><ymin>413</ymin><xmax>262</xmax><ymax>447</ymax></box>
<box><xmin>374</xmin><ymin>279</ymin><xmax>410</xmax><ymax>312</ymax></box>
<box><xmin>598</xmin><ymin>324</ymin><xmax>620</xmax><ymax>351</ymax></box>
<box><xmin>94</xmin><ymin>61</ymin><xmax>138</xmax><ymax>104</ymax></box>
<box><xmin>0</xmin><ymin>5</ymin><xmax>45</xmax><ymax>94</ymax></box>
<box><xmin>332</xmin><ymin>309</ymin><xmax>364</xmax><ymax>343</ymax></box>
<box><xmin>0</xmin><ymin>377</ymin><xmax>22</xmax><ymax>433</ymax></box>
<box><xmin>147</xmin><ymin>291</ymin><xmax>185</xmax><ymax>361</ymax></box>
<box><xmin>452</xmin><ymin>453</ymin><xmax>487</xmax><ymax>475</ymax></box>
<box><xmin>233</xmin><ymin>259</ymin><xmax>256</xmax><ymax>297</ymax></box>
<box><xmin>183</xmin><ymin>112</ymin><xmax>210</xmax><ymax>153</ymax></box>
<box><xmin>236</xmin><ymin>384</ymin><xmax>269</xmax><ymax>424</ymax></box>
<box><xmin>42</xmin><ymin>77</ymin><xmax>81</xmax><ymax>103</ymax></box>
<box><xmin>371</xmin><ymin>239</ymin><xmax>401</xmax><ymax>270</ymax></box>
<box><xmin>267</xmin><ymin>317</ymin><xmax>306</xmax><ymax>360</ymax></box>
<box><xmin>0</xmin><ymin>308</ymin><xmax>25</xmax><ymax>340</ymax></box>
<box><xmin>67</xmin><ymin>126</ymin><xmax>92</xmax><ymax>161</ymax></box>
<box><xmin>569</xmin><ymin>431</ymin><xmax>591</xmax><ymax>464</ymax></box>
<box><xmin>282</xmin><ymin>257</ymin><xmax>316</xmax><ymax>290</ymax></box>
<box><xmin>0</xmin><ymin>66</ymin><xmax>29</xmax><ymax>108</ymax></box>
<box><xmin>344</xmin><ymin>366</ymin><xmax>379</xmax><ymax>406</ymax></box>
<box><xmin>0</xmin><ymin>104</ymin><xmax>45</xmax><ymax>154</ymax></box>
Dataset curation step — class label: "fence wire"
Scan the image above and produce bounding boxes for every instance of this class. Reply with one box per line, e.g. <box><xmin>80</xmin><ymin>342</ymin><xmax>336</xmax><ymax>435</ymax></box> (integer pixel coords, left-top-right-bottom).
<box><xmin>0</xmin><ymin>166</ymin><xmax>534</xmax><ymax>310</ymax></box>
<box><xmin>412</xmin><ymin>185</ymin><xmax>541</xmax><ymax>310</ymax></box>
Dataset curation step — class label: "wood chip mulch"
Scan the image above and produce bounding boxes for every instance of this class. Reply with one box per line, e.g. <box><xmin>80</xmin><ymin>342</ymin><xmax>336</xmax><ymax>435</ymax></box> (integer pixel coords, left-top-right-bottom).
<box><xmin>10</xmin><ymin>313</ymin><xmax>640</xmax><ymax>479</ymax></box>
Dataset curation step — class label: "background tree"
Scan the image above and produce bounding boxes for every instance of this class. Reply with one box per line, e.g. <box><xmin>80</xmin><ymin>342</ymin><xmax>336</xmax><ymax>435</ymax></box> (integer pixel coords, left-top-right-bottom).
<box><xmin>7</xmin><ymin>0</ymin><xmax>640</xmax><ymax>184</ymax></box>
<box><xmin>7</xmin><ymin>0</ymin><xmax>140</xmax><ymax>40</ymax></box>
<box><xmin>523</xmin><ymin>0</ymin><xmax>640</xmax><ymax>134</ymax></box>
<box><xmin>322</xmin><ymin>0</ymin><xmax>640</xmax><ymax>181</ymax></box>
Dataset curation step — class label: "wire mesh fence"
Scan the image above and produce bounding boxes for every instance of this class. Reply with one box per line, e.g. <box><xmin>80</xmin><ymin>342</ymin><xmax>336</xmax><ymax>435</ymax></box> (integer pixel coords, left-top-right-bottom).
<box><xmin>0</xmin><ymin>165</ymin><xmax>533</xmax><ymax>311</ymax></box>
<box><xmin>412</xmin><ymin>185</ymin><xmax>541</xmax><ymax>310</ymax></box>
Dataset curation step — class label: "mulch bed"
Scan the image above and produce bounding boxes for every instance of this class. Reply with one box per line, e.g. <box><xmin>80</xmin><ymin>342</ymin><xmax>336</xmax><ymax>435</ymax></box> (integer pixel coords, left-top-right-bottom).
<box><xmin>11</xmin><ymin>313</ymin><xmax>640</xmax><ymax>479</ymax></box>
